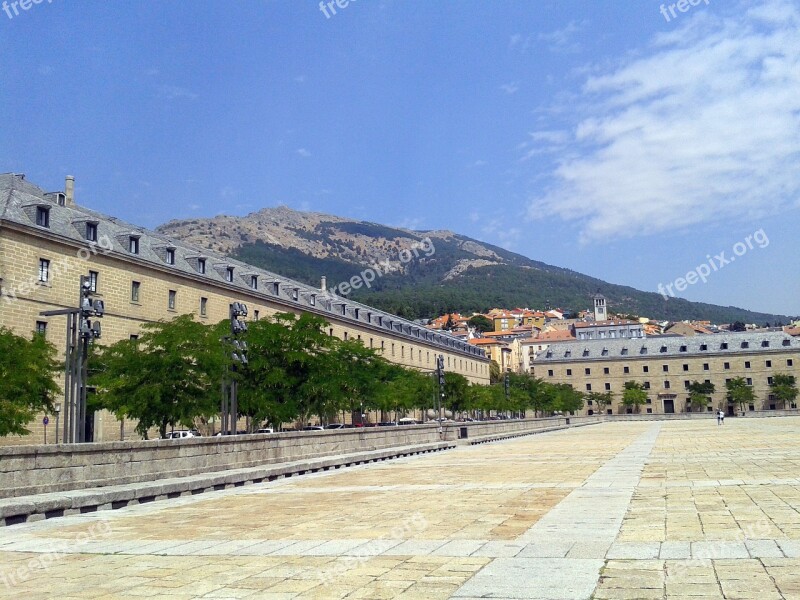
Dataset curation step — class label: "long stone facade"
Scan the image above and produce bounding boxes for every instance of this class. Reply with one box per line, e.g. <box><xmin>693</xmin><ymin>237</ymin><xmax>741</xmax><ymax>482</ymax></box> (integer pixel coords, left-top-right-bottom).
<box><xmin>0</xmin><ymin>173</ymin><xmax>489</xmax><ymax>445</ymax></box>
<box><xmin>533</xmin><ymin>332</ymin><xmax>800</xmax><ymax>415</ymax></box>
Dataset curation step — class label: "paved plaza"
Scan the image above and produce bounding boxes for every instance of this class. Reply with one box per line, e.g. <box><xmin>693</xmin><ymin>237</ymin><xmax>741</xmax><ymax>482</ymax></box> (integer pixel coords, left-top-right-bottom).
<box><xmin>4</xmin><ymin>419</ymin><xmax>800</xmax><ymax>599</ymax></box>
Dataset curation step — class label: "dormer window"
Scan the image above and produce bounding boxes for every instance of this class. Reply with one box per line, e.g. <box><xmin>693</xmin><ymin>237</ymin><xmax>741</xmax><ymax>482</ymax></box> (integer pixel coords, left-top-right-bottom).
<box><xmin>36</xmin><ymin>206</ymin><xmax>50</xmax><ymax>228</ymax></box>
<box><xmin>700</xmin><ymin>344</ymin><xmax>708</xmax><ymax>351</ymax></box>
<box><xmin>225</xmin><ymin>267</ymin><xmax>234</xmax><ymax>282</ymax></box>
<box><xmin>741</xmin><ymin>341</ymin><xmax>749</xmax><ymax>349</ymax></box>
<box><xmin>309</xmin><ymin>294</ymin><xmax>316</xmax><ymax>306</ymax></box>
<box><xmin>292</xmin><ymin>288</ymin><xmax>299</xmax><ymax>301</ymax></box>
<box><xmin>56</xmin><ymin>193</ymin><xmax>66</xmax><ymax>206</ymax></box>
<box><xmin>129</xmin><ymin>236</ymin><xmax>140</xmax><ymax>254</ymax></box>
<box><xmin>721</xmin><ymin>343</ymin><xmax>728</xmax><ymax>350</ymax></box>
<box><xmin>660</xmin><ymin>345</ymin><xmax>667</xmax><ymax>353</ymax></box>
<box><xmin>679</xmin><ymin>345</ymin><xmax>687</xmax><ymax>352</ymax></box>
<box><xmin>762</xmin><ymin>341</ymin><xmax>770</xmax><ymax>348</ymax></box>
<box><xmin>165</xmin><ymin>248</ymin><xmax>175</xmax><ymax>265</ymax></box>
<box><xmin>272</xmin><ymin>282</ymin><xmax>280</xmax><ymax>295</ymax></box>
<box><xmin>85</xmin><ymin>222</ymin><xmax>98</xmax><ymax>242</ymax></box>
<box><xmin>198</xmin><ymin>258</ymin><xmax>206</xmax><ymax>274</ymax></box>
<box><xmin>250</xmin><ymin>275</ymin><xmax>258</xmax><ymax>290</ymax></box>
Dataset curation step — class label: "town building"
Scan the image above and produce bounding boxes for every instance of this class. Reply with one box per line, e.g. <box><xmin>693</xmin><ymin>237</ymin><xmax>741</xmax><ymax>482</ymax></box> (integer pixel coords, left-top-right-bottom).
<box><xmin>532</xmin><ymin>331</ymin><xmax>799</xmax><ymax>415</ymax></box>
<box><xmin>0</xmin><ymin>173</ymin><xmax>489</xmax><ymax>444</ymax></box>
<box><xmin>574</xmin><ymin>319</ymin><xmax>645</xmax><ymax>341</ymax></box>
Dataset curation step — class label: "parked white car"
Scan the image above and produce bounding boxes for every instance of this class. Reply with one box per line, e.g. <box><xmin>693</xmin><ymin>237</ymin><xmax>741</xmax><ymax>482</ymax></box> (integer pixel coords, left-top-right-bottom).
<box><xmin>168</xmin><ymin>430</ymin><xmax>199</xmax><ymax>439</ymax></box>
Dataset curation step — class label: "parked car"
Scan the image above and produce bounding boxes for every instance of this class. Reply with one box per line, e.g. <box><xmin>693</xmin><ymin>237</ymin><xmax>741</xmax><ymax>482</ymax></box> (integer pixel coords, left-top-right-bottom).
<box><xmin>256</xmin><ymin>428</ymin><xmax>274</xmax><ymax>434</ymax></box>
<box><xmin>324</xmin><ymin>423</ymin><xmax>345</xmax><ymax>429</ymax></box>
<box><xmin>377</xmin><ymin>422</ymin><xmax>398</xmax><ymax>427</ymax></box>
<box><xmin>168</xmin><ymin>430</ymin><xmax>199</xmax><ymax>439</ymax></box>
<box><xmin>302</xmin><ymin>425</ymin><xmax>325</xmax><ymax>431</ymax></box>
<box><xmin>397</xmin><ymin>417</ymin><xmax>418</xmax><ymax>426</ymax></box>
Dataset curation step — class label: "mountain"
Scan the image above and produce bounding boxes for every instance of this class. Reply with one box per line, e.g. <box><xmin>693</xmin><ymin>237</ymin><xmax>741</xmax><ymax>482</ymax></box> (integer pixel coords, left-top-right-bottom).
<box><xmin>156</xmin><ymin>207</ymin><xmax>791</xmax><ymax>324</ymax></box>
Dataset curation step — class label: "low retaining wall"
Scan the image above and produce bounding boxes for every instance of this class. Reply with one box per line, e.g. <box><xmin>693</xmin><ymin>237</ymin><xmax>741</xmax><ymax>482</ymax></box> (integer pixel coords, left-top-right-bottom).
<box><xmin>0</xmin><ymin>426</ymin><xmax>443</xmax><ymax>499</ymax></box>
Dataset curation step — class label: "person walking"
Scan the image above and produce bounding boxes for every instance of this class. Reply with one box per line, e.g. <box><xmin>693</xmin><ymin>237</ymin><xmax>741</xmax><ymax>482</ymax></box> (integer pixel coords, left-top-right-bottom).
<box><xmin>720</xmin><ymin>410</ymin><xmax>725</xmax><ymax>425</ymax></box>
<box><xmin>717</xmin><ymin>410</ymin><xmax>721</xmax><ymax>425</ymax></box>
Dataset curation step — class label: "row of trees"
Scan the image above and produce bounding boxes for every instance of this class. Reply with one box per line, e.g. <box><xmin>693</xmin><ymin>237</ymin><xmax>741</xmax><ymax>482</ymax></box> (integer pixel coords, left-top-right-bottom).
<box><xmin>88</xmin><ymin>313</ymin><xmax>590</xmax><ymax>438</ymax></box>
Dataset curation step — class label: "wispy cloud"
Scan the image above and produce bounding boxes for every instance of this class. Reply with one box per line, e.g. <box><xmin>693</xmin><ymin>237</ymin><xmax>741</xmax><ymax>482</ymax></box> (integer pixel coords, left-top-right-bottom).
<box><xmin>537</xmin><ymin>20</ymin><xmax>586</xmax><ymax>54</ymax></box>
<box><xmin>500</xmin><ymin>82</ymin><xmax>519</xmax><ymax>95</ymax></box>
<box><xmin>296</xmin><ymin>148</ymin><xmax>312</xmax><ymax>158</ymax></box>
<box><xmin>158</xmin><ymin>85</ymin><xmax>198</xmax><ymax>100</ymax></box>
<box><xmin>528</xmin><ymin>0</ymin><xmax>800</xmax><ymax>243</ymax></box>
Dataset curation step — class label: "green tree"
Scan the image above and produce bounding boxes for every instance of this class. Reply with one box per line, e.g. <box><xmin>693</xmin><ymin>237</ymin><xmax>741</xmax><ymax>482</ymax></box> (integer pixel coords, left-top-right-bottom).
<box><xmin>726</xmin><ymin>377</ymin><xmax>755</xmax><ymax>413</ymax></box>
<box><xmin>0</xmin><ymin>327</ymin><xmax>60</xmax><ymax>436</ymax></box>
<box><xmin>770</xmin><ymin>374</ymin><xmax>798</xmax><ymax>409</ymax></box>
<box><xmin>622</xmin><ymin>381</ymin><xmax>648</xmax><ymax>413</ymax></box>
<box><xmin>238</xmin><ymin>312</ymin><xmax>335</xmax><ymax>429</ymax></box>
<box><xmin>91</xmin><ymin>315</ymin><xmax>226</xmax><ymax>439</ymax></box>
<box><xmin>550</xmin><ymin>383</ymin><xmax>584</xmax><ymax>414</ymax></box>
<box><xmin>467</xmin><ymin>315</ymin><xmax>493</xmax><ymax>333</ymax></box>
<box><xmin>687</xmin><ymin>381</ymin><xmax>715</xmax><ymax>412</ymax></box>
<box><xmin>585</xmin><ymin>391</ymin><xmax>613</xmax><ymax>415</ymax></box>
<box><xmin>489</xmin><ymin>360</ymin><xmax>501</xmax><ymax>383</ymax></box>
<box><xmin>444</xmin><ymin>372</ymin><xmax>471</xmax><ymax>415</ymax></box>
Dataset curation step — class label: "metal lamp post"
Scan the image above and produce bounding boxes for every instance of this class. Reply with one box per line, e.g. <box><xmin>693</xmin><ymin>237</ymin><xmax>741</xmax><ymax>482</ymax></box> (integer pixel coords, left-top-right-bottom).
<box><xmin>54</xmin><ymin>403</ymin><xmax>61</xmax><ymax>444</ymax></box>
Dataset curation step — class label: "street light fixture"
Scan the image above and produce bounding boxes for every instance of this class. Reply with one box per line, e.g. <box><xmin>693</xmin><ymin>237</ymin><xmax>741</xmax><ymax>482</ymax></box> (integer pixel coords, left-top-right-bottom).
<box><xmin>54</xmin><ymin>403</ymin><xmax>61</xmax><ymax>444</ymax></box>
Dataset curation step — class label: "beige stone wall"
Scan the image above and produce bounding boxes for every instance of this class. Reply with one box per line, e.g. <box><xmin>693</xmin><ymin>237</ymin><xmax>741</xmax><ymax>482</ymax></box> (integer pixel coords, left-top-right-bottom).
<box><xmin>0</xmin><ymin>226</ymin><xmax>489</xmax><ymax>446</ymax></box>
<box><xmin>534</xmin><ymin>350</ymin><xmax>800</xmax><ymax>415</ymax></box>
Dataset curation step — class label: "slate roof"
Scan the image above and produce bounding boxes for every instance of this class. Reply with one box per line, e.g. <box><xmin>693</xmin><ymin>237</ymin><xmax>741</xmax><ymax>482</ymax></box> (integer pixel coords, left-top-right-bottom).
<box><xmin>0</xmin><ymin>173</ymin><xmax>485</xmax><ymax>360</ymax></box>
<box><xmin>535</xmin><ymin>331</ymin><xmax>798</xmax><ymax>363</ymax></box>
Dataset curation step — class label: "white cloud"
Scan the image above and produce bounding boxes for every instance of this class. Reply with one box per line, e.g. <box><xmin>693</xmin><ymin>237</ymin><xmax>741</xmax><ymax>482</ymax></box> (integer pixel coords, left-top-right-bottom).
<box><xmin>537</xmin><ymin>20</ymin><xmax>586</xmax><ymax>54</ymax></box>
<box><xmin>500</xmin><ymin>82</ymin><xmax>519</xmax><ymax>95</ymax></box>
<box><xmin>296</xmin><ymin>148</ymin><xmax>312</xmax><ymax>158</ymax></box>
<box><xmin>528</xmin><ymin>0</ymin><xmax>800</xmax><ymax>243</ymax></box>
<box><xmin>158</xmin><ymin>85</ymin><xmax>198</xmax><ymax>100</ymax></box>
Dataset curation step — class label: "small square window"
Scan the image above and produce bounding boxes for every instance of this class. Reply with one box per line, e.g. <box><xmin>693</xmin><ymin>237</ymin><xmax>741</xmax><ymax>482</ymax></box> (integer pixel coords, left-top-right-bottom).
<box><xmin>586</xmin><ymin>383</ymin><xmax>592</xmax><ymax>391</ymax></box>
<box><xmin>703</xmin><ymin>363</ymin><xmax>710</xmax><ymax>371</ymax></box>
<box><xmin>724</xmin><ymin>362</ymin><xmax>730</xmax><ymax>370</ymax></box>
<box><xmin>130</xmin><ymin>334</ymin><xmax>139</xmax><ymax>341</ymax></box>
<box><xmin>566</xmin><ymin>369</ymin><xmax>572</xmax><ymax>376</ymax></box>
<box><xmin>664</xmin><ymin>381</ymin><xmax>671</xmax><ymax>389</ymax></box>
<box><xmin>721</xmin><ymin>343</ymin><xmax>728</xmax><ymax>350</ymax></box>
<box><xmin>644</xmin><ymin>382</ymin><xmax>651</xmax><ymax>390</ymax></box>
<box><xmin>789</xmin><ymin>359</ymin><xmax>794</xmax><ymax>367</ymax></box>
<box><xmin>131</xmin><ymin>281</ymin><xmax>140</xmax><ymax>302</ymax></box>
<box><xmin>766</xmin><ymin>360</ymin><xmax>772</xmax><ymax>368</ymax></box>
<box><xmin>683</xmin><ymin>364</ymin><xmax>689</xmax><ymax>371</ymax></box>
<box><xmin>700</xmin><ymin>344</ymin><xmax>708</xmax><ymax>351</ymax></box>
<box><xmin>604</xmin><ymin>382</ymin><xmax>611</xmax><ymax>391</ymax></box>
<box><xmin>603</xmin><ymin>367</ymin><xmax>610</xmax><ymax>375</ymax></box>
<box><xmin>643</xmin><ymin>366</ymin><xmax>649</xmax><ymax>373</ymax></box>
<box><xmin>129</xmin><ymin>236</ymin><xmax>140</xmax><ymax>254</ymax></box>
<box><xmin>86</xmin><ymin>222</ymin><xmax>98</xmax><ymax>242</ymax></box>
<box><xmin>38</xmin><ymin>258</ymin><xmax>50</xmax><ymax>283</ymax></box>
<box><xmin>547</xmin><ymin>369</ymin><xmax>554</xmax><ymax>377</ymax></box>
<box><xmin>585</xmin><ymin>368</ymin><xmax>591</xmax><ymax>375</ymax></box>
<box><xmin>662</xmin><ymin>365</ymin><xmax>669</xmax><ymax>372</ymax></box>
<box><xmin>36</xmin><ymin>206</ymin><xmax>50</xmax><ymax>228</ymax></box>
<box><xmin>744</xmin><ymin>361</ymin><xmax>751</xmax><ymax>369</ymax></box>
<box><xmin>623</xmin><ymin>366</ymin><xmax>630</xmax><ymax>374</ymax></box>
<box><xmin>168</xmin><ymin>290</ymin><xmax>176</xmax><ymax>310</ymax></box>
<box><xmin>746</xmin><ymin>377</ymin><xmax>753</xmax><ymax>386</ymax></box>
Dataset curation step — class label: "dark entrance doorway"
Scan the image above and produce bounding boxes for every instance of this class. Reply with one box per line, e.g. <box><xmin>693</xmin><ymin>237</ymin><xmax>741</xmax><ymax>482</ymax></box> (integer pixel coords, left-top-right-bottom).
<box><xmin>663</xmin><ymin>399</ymin><xmax>675</xmax><ymax>414</ymax></box>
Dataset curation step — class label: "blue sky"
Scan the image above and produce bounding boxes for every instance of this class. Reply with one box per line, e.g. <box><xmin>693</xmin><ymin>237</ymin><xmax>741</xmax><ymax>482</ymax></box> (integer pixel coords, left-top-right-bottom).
<box><xmin>1</xmin><ymin>0</ymin><xmax>798</xmax><ymax>317</ymax></box>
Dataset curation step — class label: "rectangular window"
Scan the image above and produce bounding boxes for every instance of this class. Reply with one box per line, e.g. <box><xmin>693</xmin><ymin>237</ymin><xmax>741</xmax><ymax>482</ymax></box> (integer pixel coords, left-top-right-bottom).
<box><xmin>664</xmin><ymin>381</ymin><xmax>671</xmax><ymax>389</ymax></box>
<box><xmin>768</xmin><ymin>376</ymin><xmax>774</xmax><ymax>385</ymax></box>
<box><xmin>624</xmin><ymin>366</ymin><xmax>630</xmax><ymax>374</ymax></box>
<box><xmin>129</xmin><ymin>236</ymin><xmax>139</xmax><ymax>254</ymax></box>
<box><xmin>643</xmin><ymin>366</ymin><xmax>649</xmax><ymax>373</ymax></box>
<box><xmin>35</xmin><ymin>321</ymin><xmax>47</xmax><ymax>336</ymax></box>
<box><xmin>644</xmin><ymin>381</ymin><xmax>651</xmax><ymax>389</ymax></box>
<box><xmin>88</xmin><ymin>271</ymin><xmax>98</xmax><ymax>292</ymax></box>
<box><xmin>663</xmin><ymin>365</ymin><xmax>669</xmax><ymax>372</ymax></box>
<box><xmin>226</xmin><ymin>267</ymin><xmax>234</xmax><ymax>282</ymax></box>
<box><xmin>605</xmin><ymin>382</ymin><xmax>611</xmax><ymax>391</ymax></box>
<box><xmin>36</xmin><ymin>206</ymin><xmax>50</xmax><ymax>228</ymax></box>
<box><xmin>250</xmin><ymin>275</ymin><xmax>258</xmax><ymax>290</ymax></box>
<box><xmin>86</xmin><ymin>222</ymin><xmax>98</xmax><ymax>242</ymax></box>
<box><xmin>254</xmin><ymin>310</ymin><xmax>259</xmax><ymax>321</ymax></box>
<box><xmin>586</xmin><ymin>384</ymin><xmax>592</xmax><ymax>391</ymax></box>
<box><xmin>38</xmin><ymin>258</ymin><xmax>50</xmax><ymax>283</ymax></box>
<box><xmin>131</xmin><ymin>281</ymin><xmax>140</xmax><ymax>302</ymax></box>
<box><xmin>746</xmin><ymin>377</ymin><xmax>753</xmax><ymax>386</ymax></box>
<box><xmin>703</xmin><ymin>363</ymin><xmax>710</xmax><ymax>371</ymax></box>
<box><xmin>198</xmin><ymin>258</ymin><xmax>206</xmax><ymax>274</ymax></box>
<box><xmin>683</xmin><ymin>364</ymin><xmax>689</xmax><ymax>372</ymax></box>
<box><xmin>724</xmin><ymin>362</ymin><xmax>730</xmax><ymax>370</ymax></box>
<box><xmin>745</xmin><ymin>361</ymin><xmax>751</xmax><ymax>369</ymax></box>
<box><xmin>130</xmin><ymin>334</ymin><xmax>139</xmax><ymax>341</ymax></box>
<box><xmin>684</xmin><ymin>380</ymin><xmax>691</xmax><ymax>389</ymax></box>
<box><xmin>788</xmin><ymin>359</ymin><xmax>794</xmax><ymax>367</ymax></box>
<box><xmin>168</xmin><ymin>290</ymin><xmax>176</xmax><ymax>310</ymax></box>
<box><xmin>585</xmin><ymin>368</ymin><xmax>591</xmax><ymax>375</ymax></box>
<box><xmin>200</xmin><ymin>297</ymin><xmax>208</xmax><ymax>316</ymax></box>
<box><xmin>547</xmin><ymin>369</ymin><xmax>554</xmax><ymax>377</ymax></box>
<box><xmin>166</xmin><ymin>248</ymin><xmax>175</xmax><ymax>265</ymax></box>
<box><xmin>766</xmin><ymin>360</ymin><xmax>772</xmax><ymax>368</ymax></box>
<box><xmin>566</xmin><ymin>369</ymin><xmax>572</xmax><ymax>376</ymax></box>
<box><xmin>604</xmin><ymin>367</ymin><xmax>610</xmax><ymax>375</ymax></box>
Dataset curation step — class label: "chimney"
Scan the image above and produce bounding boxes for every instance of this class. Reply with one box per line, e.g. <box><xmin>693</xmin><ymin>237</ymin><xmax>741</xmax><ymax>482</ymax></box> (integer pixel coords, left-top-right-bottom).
<box><xmin>320</xmin><ymin>275</ymin><xmax>327</xmax><ymax>291</ymax></box>
<box><xmin>65</xmin><ymin>175</ymin><xmax>75</xmax><ymax>206</ymax></box>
